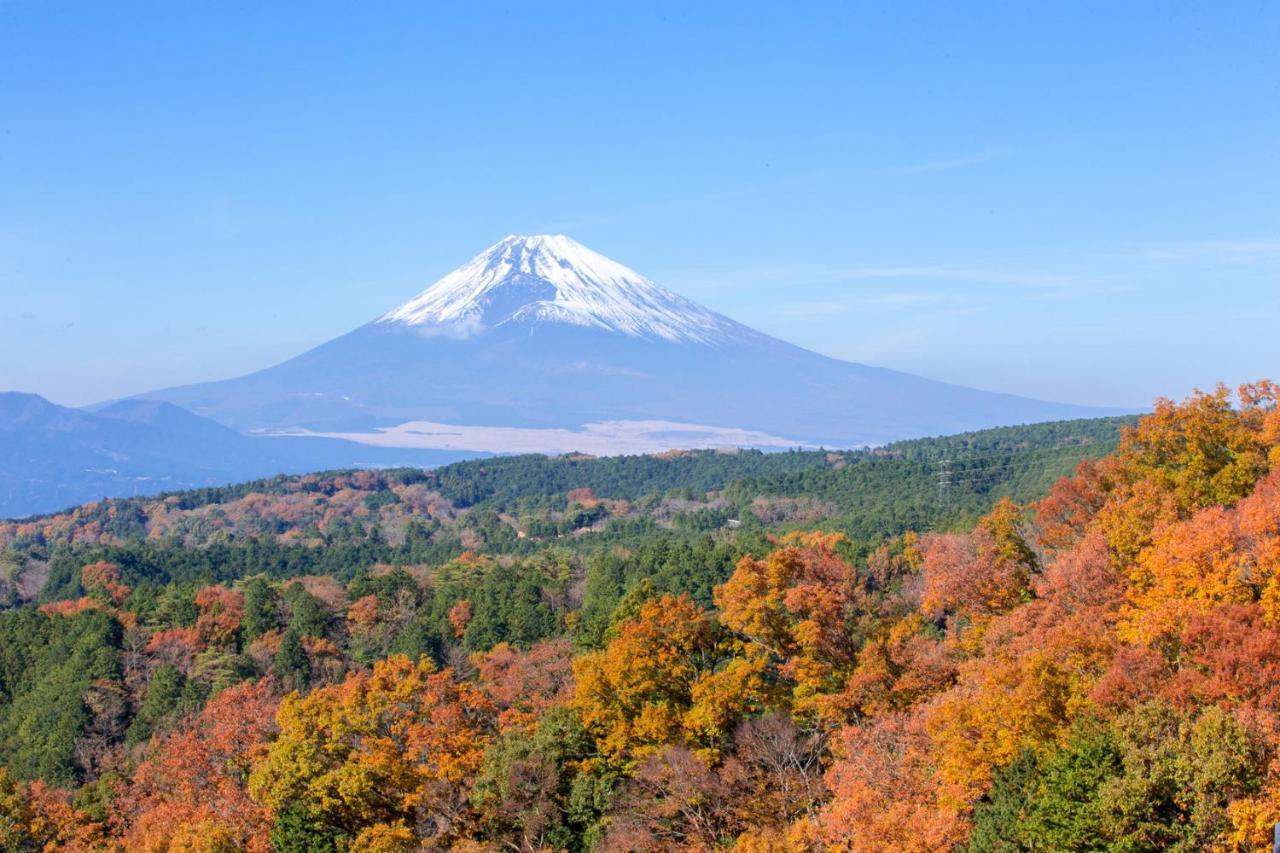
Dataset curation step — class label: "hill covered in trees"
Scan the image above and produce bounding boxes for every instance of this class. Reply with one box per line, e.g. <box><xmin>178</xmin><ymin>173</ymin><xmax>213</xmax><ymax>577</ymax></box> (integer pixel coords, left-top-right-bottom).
<box><xmin>0</xmin><ymin>416</ymin><xmax>1129</xmax><ymax>606</ymax></box>
<box><xmin>12</xmin><ymin>393</ymin><xmax>1280</xmax><ymax>850</ymax></box>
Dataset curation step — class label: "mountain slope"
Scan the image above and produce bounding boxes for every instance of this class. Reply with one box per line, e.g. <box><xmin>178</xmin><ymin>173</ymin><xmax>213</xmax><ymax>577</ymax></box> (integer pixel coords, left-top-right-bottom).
<box><xmin>143</xmin><ymin>235</ymin><xmax>1114</xmax><ymax>448</ymax></box>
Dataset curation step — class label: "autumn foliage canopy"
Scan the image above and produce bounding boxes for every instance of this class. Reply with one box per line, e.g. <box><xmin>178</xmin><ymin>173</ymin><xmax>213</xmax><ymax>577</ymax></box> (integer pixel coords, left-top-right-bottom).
<box><xmin>1</xmin><ymin>382</ymin><xmax>1279</xmax><ymax>851</ymax></box>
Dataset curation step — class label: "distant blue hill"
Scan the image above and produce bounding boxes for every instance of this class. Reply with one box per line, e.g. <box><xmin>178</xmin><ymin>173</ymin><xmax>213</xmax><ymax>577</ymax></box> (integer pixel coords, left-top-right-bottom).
<box><xmin>0</xmin><ymin>392</ymin><xmax>479</xmax><ymax>519</ymax></box>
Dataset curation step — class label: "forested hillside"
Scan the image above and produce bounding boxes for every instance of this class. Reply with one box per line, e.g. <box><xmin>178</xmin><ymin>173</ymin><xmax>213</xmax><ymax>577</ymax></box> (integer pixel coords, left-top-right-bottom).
<box><xmin>27</xmin><ymin>395</ymin><xmax>1280</xmax><ymax>851</ymax></box>
<box><xmin>0</xmin><ymin>416</ymin><xmax>1128</xmax><ymax>607</ymax></box>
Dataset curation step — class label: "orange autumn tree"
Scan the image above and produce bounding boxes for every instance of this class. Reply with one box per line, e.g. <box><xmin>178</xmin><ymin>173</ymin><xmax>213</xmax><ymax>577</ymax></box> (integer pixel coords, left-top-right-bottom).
<box><xmin>818</xmin><ymin>708</ymin><xmax>969</xmax><ymax>853</ymax></box>
<box><xmin>713</xmin><ymin>532</ymin><xmax>863</xmax><ymax>722</ymax></box>
<box><xmin>111</xmin><ymin>678</ymin><xmax>280</xmax><ymax>852</ymax></box>
<box><xmin>193</xmin><ymin>585</ymin><xmax>245</xmax><ymax>649</ymax></box>
<box><xmin>474</xmin><ymin>638</ymin><xmax>575</xmax><ymax>734</ymax></box>
<box><xmin>835</xmin><ymin>535</ymin><xmax>957</xmax><ymax>720</ymax></box>
<box><xmin>1093</xmin><ymin>381</ymin><xmax>1279</xmax><ymax>568</ymax></box>
<box><xmin>0</xmin><ymin>767</ymin><xmax>105</xmax><ymax>852</ymax></box>
<box><xmin>248</xmin><ymin>655</ymin><xmax>493</xmax><ymax>849</ymax></box>
<box><xmin>842</xmin><ymin>611</ymin><xmax>957</xmax><ymax>719</ymax></box>
<box><xmin>81</xmin><ymin>560</ymin><xmax>130</xmax><ymax>606</ymax></box>
<box><xmin>448</xmin><ymin>599</ymin><xmax>473</xmax><ymax>639</ymax></box>
<box><xmin>1120</xmin><ymin>468</ymin><xmax>1280</xmax><ymax>643</ymax></box>
<box><xmin>919</xmin><ymin>497</ymin><xmax>1038</xmax><ymax>627</ymax></box>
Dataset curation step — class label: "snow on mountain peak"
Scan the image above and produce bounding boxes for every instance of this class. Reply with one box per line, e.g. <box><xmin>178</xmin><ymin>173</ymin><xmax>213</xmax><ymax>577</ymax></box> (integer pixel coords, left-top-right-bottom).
<box><xmin>377</xmin><ymin>235</ymin><xmax>749</xmax><ymax>344</ymax></box>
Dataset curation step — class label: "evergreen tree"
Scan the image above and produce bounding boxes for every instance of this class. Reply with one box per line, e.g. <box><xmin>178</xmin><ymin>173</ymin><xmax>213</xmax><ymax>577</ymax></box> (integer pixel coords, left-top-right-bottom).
<box><xmin>240</xmin><ymin>576</ymin><xmax>279</xmax><ymax>641</ymax></box>
<box><xmin>126</xmin><ymin>664</ymin><xmax>185</xmax><ymax>745</ymax></box>
<box><xmin>283</xmin><ymin>584</ymin><xmax>329</xmax><ymax>639</ymax></box>
<box><xmin>274</xmin><ymin>630</ymin><xmax>310</xmax><ymax>690</ymax></box>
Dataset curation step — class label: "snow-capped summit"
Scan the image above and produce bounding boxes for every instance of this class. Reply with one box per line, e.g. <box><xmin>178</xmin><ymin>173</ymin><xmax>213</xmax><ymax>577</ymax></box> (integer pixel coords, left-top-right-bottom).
<box><xmin>378</xmin><ymin>235</ymin><xmax>751</xmax><ymax>345</ymax></box>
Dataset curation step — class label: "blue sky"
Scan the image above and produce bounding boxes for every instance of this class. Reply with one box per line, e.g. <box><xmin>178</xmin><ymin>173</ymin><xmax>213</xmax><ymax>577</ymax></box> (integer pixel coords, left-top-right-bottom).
<box><xmin>1</xmin><ymin>1</ymin><xmax>1276</xmax><ymax>408</ymax></box>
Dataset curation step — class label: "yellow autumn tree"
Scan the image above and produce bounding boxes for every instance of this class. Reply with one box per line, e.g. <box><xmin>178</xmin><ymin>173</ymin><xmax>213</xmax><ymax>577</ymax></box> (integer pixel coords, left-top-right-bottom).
<box><xmin>572</xmin><ymin>593</ymin><xmax>720</xmax><ymax>767</ymax></box>
<box><xmin>1118</xmin><ymin>382</ymin><xmax>1274</xmax><ymax>512</ymax></box>
<box><xmin>248</xmin><ymin>655</ymin><xmax>493</xmax><ymax>846</ymax></box>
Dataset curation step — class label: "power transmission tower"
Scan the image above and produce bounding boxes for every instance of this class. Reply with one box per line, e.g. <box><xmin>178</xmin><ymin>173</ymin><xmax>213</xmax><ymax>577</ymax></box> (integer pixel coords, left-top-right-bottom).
<box><xmin>937</xmin><ymin>452</ymin><xmax>951</xmax><ymax>507</ymax></box>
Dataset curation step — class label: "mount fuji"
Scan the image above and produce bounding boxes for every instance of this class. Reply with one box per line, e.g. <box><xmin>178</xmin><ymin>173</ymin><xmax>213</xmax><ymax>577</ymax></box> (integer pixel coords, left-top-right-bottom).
<box><xmin>140</xmin><ymin>235</ymin><xmax>1110</xmax><ymax>452</ymax></box>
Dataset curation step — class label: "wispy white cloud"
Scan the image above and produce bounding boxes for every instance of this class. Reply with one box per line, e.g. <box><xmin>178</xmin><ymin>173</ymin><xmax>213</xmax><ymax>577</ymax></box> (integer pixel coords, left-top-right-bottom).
<box><xmin>838</xmin><ymin>265</ymin><xmax>1093</xmax><ymax>289</ymax></box>
<box><xmin>662</xmin><ymin>263</ymin><xmax>1106</xmax><ymax>295</ymax></box>
<box><xmin>772</xmin><ymin>291</ymin><xmax>960</xmax><ymax>320</ymax></box>
<box><xmin>1140</xmin><ymin>239</ymin><xmax>1280</xmax><ymax>262</ymax></box>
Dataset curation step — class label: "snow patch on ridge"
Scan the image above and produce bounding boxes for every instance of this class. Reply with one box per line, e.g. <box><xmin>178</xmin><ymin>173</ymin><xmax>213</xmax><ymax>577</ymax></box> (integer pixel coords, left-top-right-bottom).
<box><xmin>378</xmin><ymin>235</ymin><xmax>753</xmax><ymax>345</ymax></box>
